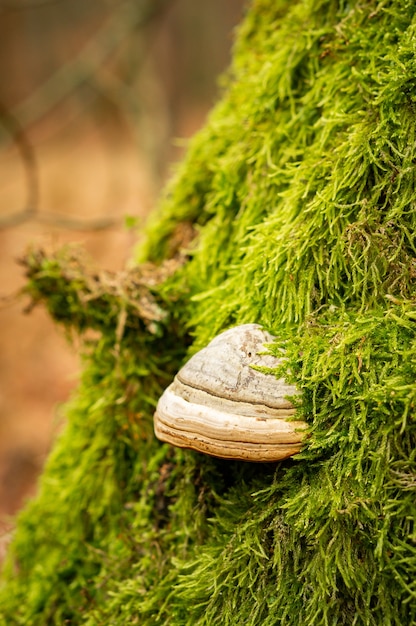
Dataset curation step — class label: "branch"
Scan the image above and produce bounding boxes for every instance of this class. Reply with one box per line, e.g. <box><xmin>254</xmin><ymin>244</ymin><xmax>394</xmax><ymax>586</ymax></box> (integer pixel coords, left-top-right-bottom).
<box><xmin>0</xmin><ymin>103</ymin><xmax>117</xmax><ymax>230</ymax></box>
<box><xmin>20</xmin><ymin>245</ymin><xmax>185</xmax><ymax>335</ymax></box>
<box><xmin>0</xmin><ymin>101</ymin><xmax>39</xmax><ymax>216</ymax></box>
<box><xmin>0</xmin><ymin>209</ymin><xmax>116</xmax><ymax>231</ymax></box>
<box><xmin>1</xmin><ymin>0</ymin><xmax>174</xmax><ymax>135</ymax></box>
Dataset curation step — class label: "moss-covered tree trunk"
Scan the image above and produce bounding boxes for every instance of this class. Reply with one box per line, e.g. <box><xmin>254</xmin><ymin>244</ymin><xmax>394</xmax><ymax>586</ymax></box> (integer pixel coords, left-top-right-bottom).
<box><xmin>1</xmin><ymin>0</ymin><xmax>416</xmax><ymax>623</ymax></box>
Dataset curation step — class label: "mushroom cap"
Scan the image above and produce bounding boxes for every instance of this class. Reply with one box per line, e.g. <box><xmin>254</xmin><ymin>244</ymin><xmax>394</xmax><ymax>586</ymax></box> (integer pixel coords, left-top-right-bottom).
<box><xmin>154</xmin><ymin>324</ymin><xmax>307</xmax><ymax>461</ymax></box>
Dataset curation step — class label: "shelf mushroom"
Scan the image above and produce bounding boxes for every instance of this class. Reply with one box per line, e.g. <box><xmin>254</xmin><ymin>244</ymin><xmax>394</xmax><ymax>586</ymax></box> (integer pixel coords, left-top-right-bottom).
<box><xmin>154</xmin><ymin>324</ymin><xmax>307</xmax><ymax>461</ymax></box>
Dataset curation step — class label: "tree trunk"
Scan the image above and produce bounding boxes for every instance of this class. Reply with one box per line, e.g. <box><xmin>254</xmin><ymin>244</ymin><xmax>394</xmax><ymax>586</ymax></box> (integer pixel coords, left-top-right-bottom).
<box><xmin>1</xmin><ymin>1</ymin><xmax>416</xmax><ymax>623</ymax></box>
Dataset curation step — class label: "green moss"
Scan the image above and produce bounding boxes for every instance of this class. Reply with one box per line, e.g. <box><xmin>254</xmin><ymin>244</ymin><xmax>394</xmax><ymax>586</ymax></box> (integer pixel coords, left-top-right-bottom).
<box><xmin>2</xmin><ymin>0</ymin><xmax>416</xmax><ymax>624</ymax></box>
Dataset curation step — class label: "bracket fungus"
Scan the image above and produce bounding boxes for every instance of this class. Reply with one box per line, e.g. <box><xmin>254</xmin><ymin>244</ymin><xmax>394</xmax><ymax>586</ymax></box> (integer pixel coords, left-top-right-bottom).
<box><xmin>154</xmin><ymin>324</ymin><xmax>307</xmax><ymax>461</ymax></box>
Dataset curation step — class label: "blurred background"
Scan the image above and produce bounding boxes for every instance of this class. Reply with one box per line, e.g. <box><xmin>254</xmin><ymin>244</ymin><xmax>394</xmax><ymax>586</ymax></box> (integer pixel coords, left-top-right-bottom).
<box><xmin>0</xmin><ymin>0</ymin><xmax>245</xmax><ymax>554</ymax></box>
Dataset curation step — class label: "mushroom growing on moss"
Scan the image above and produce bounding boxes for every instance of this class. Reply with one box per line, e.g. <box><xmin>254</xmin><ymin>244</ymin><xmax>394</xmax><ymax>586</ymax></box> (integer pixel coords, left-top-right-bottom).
<box><xmin>154</xmin><ymin>324</ymin><xmax>306</xmax><ymax>461</ymax></box>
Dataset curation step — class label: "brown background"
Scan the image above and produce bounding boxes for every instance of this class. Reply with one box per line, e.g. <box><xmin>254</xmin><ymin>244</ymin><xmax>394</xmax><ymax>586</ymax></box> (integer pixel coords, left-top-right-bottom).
<box><xmin>0</xmin><ymin>0</ymin><xmax>245</xmax><ymax>555</ymax></box>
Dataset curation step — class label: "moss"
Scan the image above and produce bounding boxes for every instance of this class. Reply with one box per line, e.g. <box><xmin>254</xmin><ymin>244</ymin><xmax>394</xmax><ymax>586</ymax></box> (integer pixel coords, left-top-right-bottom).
<box><xmin>2</xmin><ymin>0</ymin><xmax>416</xmax><ymax>624</ymax></box>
